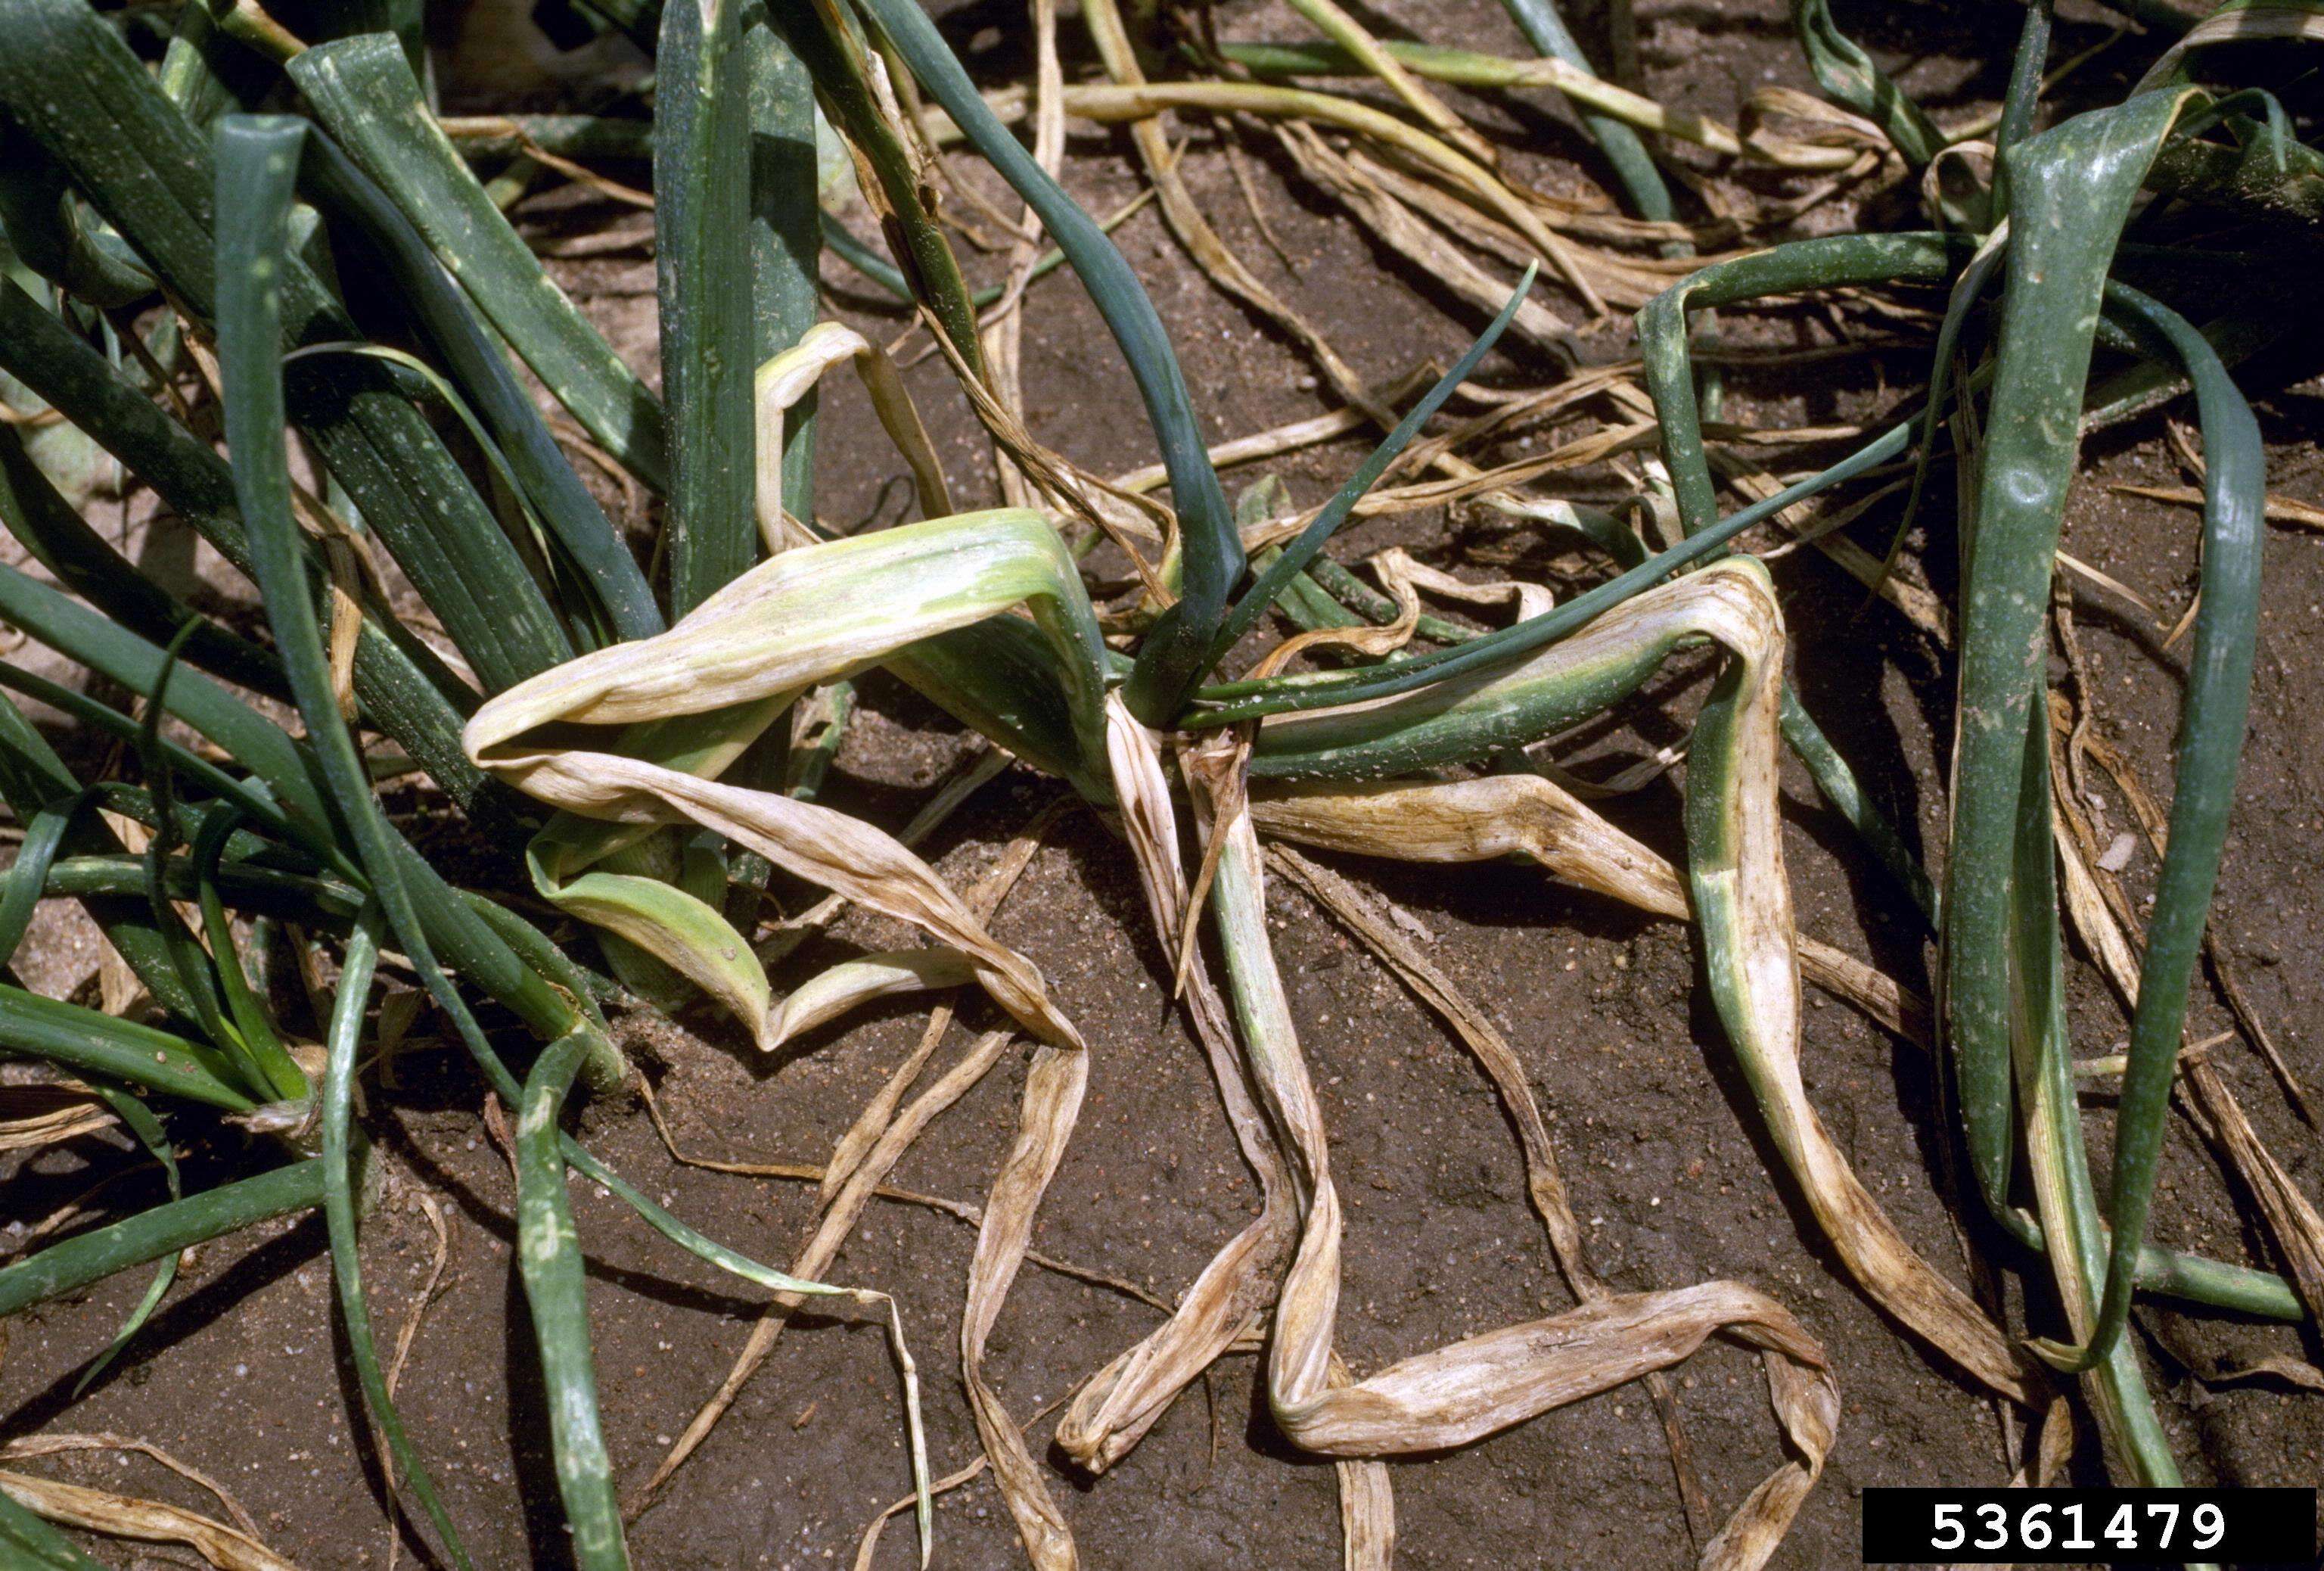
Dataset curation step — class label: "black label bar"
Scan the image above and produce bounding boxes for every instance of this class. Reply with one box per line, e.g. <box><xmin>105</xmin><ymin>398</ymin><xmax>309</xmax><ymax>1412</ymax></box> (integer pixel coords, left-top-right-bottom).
<box><xmin>1862</xmin><ymin>1487</ymin><xmax>2316</xmax><ymax>1566</ymax></box>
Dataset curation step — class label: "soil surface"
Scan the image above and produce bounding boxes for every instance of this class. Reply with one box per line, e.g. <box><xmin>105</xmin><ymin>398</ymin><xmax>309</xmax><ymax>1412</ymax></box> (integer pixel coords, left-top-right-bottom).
<box><xmin>6</xmin><ymin>2</ymin><xmax>2324</xmax><ymax>1568</ymax></box>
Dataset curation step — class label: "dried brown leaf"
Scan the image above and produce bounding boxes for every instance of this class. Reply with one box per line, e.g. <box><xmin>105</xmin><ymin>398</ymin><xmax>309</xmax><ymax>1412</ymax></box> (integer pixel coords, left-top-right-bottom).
<box><xmin>0</xmin><ymin>1467</ymin><xmax>300</xmax><ymax>1571</ymax></box>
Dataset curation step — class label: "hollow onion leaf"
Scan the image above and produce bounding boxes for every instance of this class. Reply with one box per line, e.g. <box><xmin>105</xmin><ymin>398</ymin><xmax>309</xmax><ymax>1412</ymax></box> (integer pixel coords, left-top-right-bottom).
<box><xmin>290</xmin><ymin>34</ymin><xmax>672</xmax><ymax>495</ymax></box>
<box><xmin>12</xmin><ymin>851</ymin><xmax>364</xmax><ymax>924</ymax></box>
<box><xmin>657</xmin><ymin>0</ymin><xmax>760</xmax><ymax>621</ymax></box>
<box><xmin>842</xmin><ymin>0</ymin><xmax>1241</xmax><ymax>720</ymax></box>
<box><xmin>770</xmin><ymin>0</ymin><xmax>983</xmax><ymax>366</ymax></box>
<box><xmin>1942</xmin><ymin>85</ymin><xmax>2217</xmax><ymax>1479</ymax></box>
<box><xmin>70</xmin><ymin>1088</ymin><xmax>181</xmax><ymax>1398</ymax></box>
<box><xmin>278</xmin><ymin>108</ymin><xmax>662</xmax><ymax>644</ymax></box>
<box><xmin>1990</xmin><ymin>0</ymin><xmax>2052</xmax><ymax>215</ymax></box>
<box><xmin>1188</xmin><ymin>418</ymin><xmax>1912</xmax><ymax>723</ymax></box>
<box><xmin>0</xmin><ymin>689</ymin><xmax>219</xmax><ymax>1023</ymax></box>
<box><xmin>191</xmin><ymin>808</ymin><xmax>311</xmax><ymax>1103</ymax></box>
<box><xmin>1495</xmin><ymin>0</ymin><xmax>1675</xmax><ymax>222</ymax></box>
<box><xmin>322</xmin><ymin>906</ymin><xmax>477</xmax><ymax>1570</ymax></box>
<box><xmin>0</xmin><ymin>786</ymin><xmax>95</xmax><ymax>974</ymax></box>
<box><xmin>513</xmin><ymin>1028</ymin><xmax>630</xmax><ymax>1569</ymax></box>
<box><xmin>0</xmin><ymin>274</ymin><xmax>493</xmax><ymax>815</ymax></box>
<box><xmin>2000</xmin><ymin>692</ymin><xmax>2181</xmax><ymax>1480</ymax></box>
<box><xmin>2048</xmin><ymin>280</ymin><xmax>2263</xmax><ymax>1371</ymax></box>
<box><xmin>0</xmin><ymin>416</ymin><xmax>285</xmax><ymax>700</ymax></box>
<box><xmin>1789</xmin><ymin>0</ymin><xmax>1942</xmax><ymax>164</ymax></box>
<box><xmin>1943</xmin><ymin>85</ymin><xmax>2204</xmax><ymax>1244</ymax></box>
<box><xmin>0</xmin><ymin>0</ymin><xmax>573</xmax><ymax>692</ymax></box>
<box><xmin>0</xmin><ymin>118</ymin><xmax>154</xmax><ymax>309</ymax></box>
<box><xmin>1636</xmin><ymin>234</ymin><xmax>1993</xmax><ymax>919</ymax></box>
<box><xmin>216</xmin><ymin>120</ymin><xmax>926</xmax><ymax>1538</ymax></box>
<box><xmin>1204</xmin><ymin>266</ymin><xmax>1535</xmax><ymax>670</ymax></box>
<box><xmin>0</xmin><ymin>984</ymin><xmax>250</xmax><ymax>1111</ymax></box>
<box><xmin>746</xmin><ymin>2</ymin><xmax>823</xmax><ymax>521</ymax></box>
<box><xmin>0</xmin><ymin>1158</ymin><xmax>325</xmax><ymax>1317</ymax></box>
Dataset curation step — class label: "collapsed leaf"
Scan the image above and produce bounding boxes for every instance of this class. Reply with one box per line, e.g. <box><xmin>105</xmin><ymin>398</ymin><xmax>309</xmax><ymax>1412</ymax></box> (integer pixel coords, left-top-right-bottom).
<box><xmin>465</xmin><ymin>512</ymin><xmax>1107</xmax><ymax>1050</ymax></box>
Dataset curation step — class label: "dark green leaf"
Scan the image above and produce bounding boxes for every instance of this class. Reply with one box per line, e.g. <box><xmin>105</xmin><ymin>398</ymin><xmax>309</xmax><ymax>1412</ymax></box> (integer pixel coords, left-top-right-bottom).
<box><xmin>0</xmin><ymin>1157</ymin><xmax>322</xmax><ymax>1316</ymax></box>
<box><xmin>321</xmin><ymin>907</ymin><xmax>477</xmax><ymax>1569</ymax></box>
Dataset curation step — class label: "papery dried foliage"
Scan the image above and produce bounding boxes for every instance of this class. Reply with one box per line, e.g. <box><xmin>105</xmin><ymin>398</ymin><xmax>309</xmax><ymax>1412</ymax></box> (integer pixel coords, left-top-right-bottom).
<box><xmin>0</xmin><ymin>1469</ymin><xmax>300</xmax><ymax>1571</ymax></box>
<box><xmin>1197</xmin><ymin>754</ymin><xmax>1836</xmax><ymax>1571</ymax></box>
<box><xmin>1250</xmin><ymin>562</ymin><xmax>2028</xmax><ymax>1403</ymax></box>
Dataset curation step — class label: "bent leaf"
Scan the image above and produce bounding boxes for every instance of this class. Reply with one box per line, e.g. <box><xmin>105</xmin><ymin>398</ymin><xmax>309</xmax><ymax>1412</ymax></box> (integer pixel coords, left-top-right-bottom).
<box><xmin>466</xmin><ymin>510</ymin><xmax>1110</xmax><ymax>1049</ymax></box>
<box><xmin>1198</xmin><ymin>760</ymin><xmax>1838</xmax><ymax>1571</ymax></box>
<box><xmin>1248</xmin><ymin>560</ymin><xmax>2034</xmax><ymax>1402</ymax></box>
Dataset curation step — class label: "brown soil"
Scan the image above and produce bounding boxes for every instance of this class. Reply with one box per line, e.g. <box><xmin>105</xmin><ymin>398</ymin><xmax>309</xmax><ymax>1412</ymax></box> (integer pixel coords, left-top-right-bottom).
<box><xmin>6</xmin><ymin>2</ymin><xmax>2324</xmax><ymax>1568</ymax></box>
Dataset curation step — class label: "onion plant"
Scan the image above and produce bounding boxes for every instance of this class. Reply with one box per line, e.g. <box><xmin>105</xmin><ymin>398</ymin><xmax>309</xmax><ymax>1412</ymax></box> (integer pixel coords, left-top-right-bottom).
<box><xmin>0</xmin><ymin>0</ymin><xmax>2316</xmax><ymax>1566</ymax></box>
